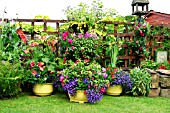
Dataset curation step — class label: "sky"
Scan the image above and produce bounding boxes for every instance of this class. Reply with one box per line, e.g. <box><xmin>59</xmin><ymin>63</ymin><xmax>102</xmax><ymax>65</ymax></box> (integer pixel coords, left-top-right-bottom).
<box><xmin>0</xmin><ymin>0</ymin><xmax>170</xmax><ymax>19</ymax></box>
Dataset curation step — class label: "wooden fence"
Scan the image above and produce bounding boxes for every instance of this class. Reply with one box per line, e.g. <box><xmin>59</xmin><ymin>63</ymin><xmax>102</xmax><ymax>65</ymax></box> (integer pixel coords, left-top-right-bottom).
<box><xmin>0</xmin><ymin>18</ymin><xmax>169</xmax><ymax>70</ymax></box>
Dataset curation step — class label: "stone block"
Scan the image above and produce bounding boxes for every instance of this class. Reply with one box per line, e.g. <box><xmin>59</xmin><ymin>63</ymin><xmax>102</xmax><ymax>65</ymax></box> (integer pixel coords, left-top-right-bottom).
<box><xmin>148</xmin><ymin>88</ymin><xmax>160</xmax><ymax>97</ymax></box>
<box><xmin>160</xmin><ymin>89</ymin><xmax>170</xmax><ymax>97</ymax></box>
<box><xmin>148</xmin><ymin>87</ymin><xmax>160</xmax><ymax>97</ymax></box>
<box><xmin>151</xmin><ymin>73</ymin><xmax>159</xmax><ymax>88</ymax></box>
<box><xmin>160</xmin><ymin>75</ymin><xmax>170</xmax><ymax>88</ymax></box>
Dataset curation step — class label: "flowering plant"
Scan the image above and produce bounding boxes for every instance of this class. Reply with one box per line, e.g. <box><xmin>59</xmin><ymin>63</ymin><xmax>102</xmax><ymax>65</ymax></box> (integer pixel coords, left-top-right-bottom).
<box><xmin>128</xmin><ymin>21</ymin><xmax>150</xmax><ymax>57</ymax></box>
<box><xmin>22</xmin><ymin>35</ymin><xmax>58</xmax><ymax>84</ymax></box>
<box><xmin>55</xmin><ymin>60</ymin><xmax>109</xmax><ymax>103</ymax></box>
<box><xmin>60</xmin><ymin>30</ymin><xmax>102</xmax><ymax>62</ymax></box>
<box><xmin>105</xmin><ymin>67</ymin><xmax>133</xmax><ymax>93</ymax></box>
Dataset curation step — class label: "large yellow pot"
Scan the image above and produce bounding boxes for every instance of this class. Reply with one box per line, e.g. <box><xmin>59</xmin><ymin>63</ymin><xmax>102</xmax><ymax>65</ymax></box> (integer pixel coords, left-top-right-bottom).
<box><xmin>33</xmin><ymin>83</ymin><xmax>53</xmax><ymax>96</ymax></box>
<box><xmin>68</xmin><ymin>90</ymin><xmax>88</xmax><ymax>103</ymax></box>
<box><xmin>106</xmin><ymin>85</ymin><xmax>123</xmax><ymax>96</ymax></box>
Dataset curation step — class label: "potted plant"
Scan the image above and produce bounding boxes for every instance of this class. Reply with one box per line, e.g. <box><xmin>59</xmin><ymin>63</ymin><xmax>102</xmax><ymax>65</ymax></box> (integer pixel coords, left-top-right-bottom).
<box><xmin>129</xmin><ymin>67</ymin><xmax>152</xmax><ymax>96</ymax></box>
<box><xmin>22</xmin><ymin>35</ymin><xmax>58</xmax><ymax>96</ymax></box>
<box><xmin>56</xmin><ymin>60</ymin><xmax>109</xmax><ymax>103</ymax></box>
<box><xmin>105</xmin><ymin>67</ymin><xmax>133</xmax><ymax>96</ymax></box>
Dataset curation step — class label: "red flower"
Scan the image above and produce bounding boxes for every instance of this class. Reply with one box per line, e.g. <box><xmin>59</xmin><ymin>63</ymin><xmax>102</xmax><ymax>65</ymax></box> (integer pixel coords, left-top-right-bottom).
<box><xmin>16</xmin><ymin>29</ymin><xmax>27</xmax><ymax>43</ymax></box>
<box><xmin>84</xmin><ymin>91</ymin><xmax>86</xmax><ymax>94</ymax></box>
<box><xmin>37</xmin><ymin>62</ymin><xmax>44</xmax><ymax>67</ymax></box>
<box><xmin>30</xmin><ymin>61</ymin><xmax>35</xmax><ymax>67</ymax></box>
<box><xmin>100</xmin><ymin>87</ymin><xmax>105</xmax><ymax>93</ymax></box>
<box><xmin>32</xmin><ymin>70</ymin><xmax>37</xmax><ymax>75</ymax></box>
<box><xmin>159</xmin><ymin>65</ymin><xmax>166</xmax><ymax>69</ymax></box>
<box><xmin>111</xmin><ymin>75</ymin><xmax>115</xmax><ymax>79</ymax></box>
<box><xmin>168</xmin><ymin>60</ymin><xmax>170</xmax><ymax>64</ymax></box>
<box><xmin>61</xmin><ymin>82</ymin><xmax>65</xmax><ymax>86</ymax></box>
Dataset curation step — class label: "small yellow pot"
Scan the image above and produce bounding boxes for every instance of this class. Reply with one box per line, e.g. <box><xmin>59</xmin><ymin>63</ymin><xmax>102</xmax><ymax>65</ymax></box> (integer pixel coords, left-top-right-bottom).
<box><xmin>33</xmin><ymin>83</ymin><xmax>53</xmax><ymax>96</ymax></box>
<box><xmin>106</xmin><ymin>85</ymin><xmax>123</xmax><ymax>96</ymax></box>
<box><xmin>68</xmin><ymin>90</ymin><xmax>88</xmax><ymax>103</ymax></box>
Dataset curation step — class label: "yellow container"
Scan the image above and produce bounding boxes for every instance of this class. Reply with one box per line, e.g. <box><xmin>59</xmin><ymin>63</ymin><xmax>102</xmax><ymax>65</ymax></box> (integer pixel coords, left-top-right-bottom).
<box><xmin>68</xmin><ymin>90</ymin><xmax>88</xmax><ymax>103</ymax></box>
<box><xmin>106</xmin><ymin>85</ymin><xmax>122</xmax><ymax>96</ymax></box>
<box><xmin>33</xmin><ymin>83</ymin><xmax>53</xmax><ymax>96</ymax></box>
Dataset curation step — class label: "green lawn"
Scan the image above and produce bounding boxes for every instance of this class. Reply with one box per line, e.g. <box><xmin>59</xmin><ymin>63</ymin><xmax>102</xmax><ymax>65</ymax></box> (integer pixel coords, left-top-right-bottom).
<box><xmin>0</xmin><ymin>92</ymin><xmax>170</xmax><ymax>113</ymax></box>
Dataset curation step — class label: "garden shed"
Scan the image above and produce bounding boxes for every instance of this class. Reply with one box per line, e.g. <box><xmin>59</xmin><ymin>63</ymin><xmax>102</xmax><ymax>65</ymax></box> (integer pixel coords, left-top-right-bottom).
<box><xmin>145</xmin><ymin>10</ymin><xmax>170</xmax><ymax>26</ymax></box>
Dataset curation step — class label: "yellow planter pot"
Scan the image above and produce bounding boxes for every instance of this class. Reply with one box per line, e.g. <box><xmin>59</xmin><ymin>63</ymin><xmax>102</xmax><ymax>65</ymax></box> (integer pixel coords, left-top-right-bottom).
<box><xmin>33</xmin><ymin>83</ymin><xmax>53</xmax><ymax>96</ymax></box>
<box><xmin>106</xmin><ymin>85</ymin><xmax>123</xmax><ymax>96</ymax></box>
<box><xmin>68</xmin><ymin>90</ymin><xmax>88</xmax><ymax>103</ymax></box>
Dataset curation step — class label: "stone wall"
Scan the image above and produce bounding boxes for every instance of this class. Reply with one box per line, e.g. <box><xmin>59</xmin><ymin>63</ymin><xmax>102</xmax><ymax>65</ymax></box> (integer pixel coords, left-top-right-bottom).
<box><xmin>146</xmin><ymin>69</ymin><xmax>170</xmax><ymax>97</ymax></box>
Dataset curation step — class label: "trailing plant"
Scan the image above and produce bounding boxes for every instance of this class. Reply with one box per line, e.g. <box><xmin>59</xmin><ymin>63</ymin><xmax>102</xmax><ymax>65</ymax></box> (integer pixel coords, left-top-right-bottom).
<box><xmin>55</xmin><ymin>60</ymin><xmax>109</xmax><ymax>103</ymax></box>
<box><xmin>129</xmin><ymin>67</ymin><xmax>152</xmax><ymax>96</ymax></box>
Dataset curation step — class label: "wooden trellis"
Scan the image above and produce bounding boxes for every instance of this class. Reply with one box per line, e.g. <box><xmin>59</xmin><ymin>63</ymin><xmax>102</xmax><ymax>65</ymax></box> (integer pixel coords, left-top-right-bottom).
<box><xmin>0</xmin><ymin>18</ymin><xmax>169</xmax><ymax>70</ymax></box>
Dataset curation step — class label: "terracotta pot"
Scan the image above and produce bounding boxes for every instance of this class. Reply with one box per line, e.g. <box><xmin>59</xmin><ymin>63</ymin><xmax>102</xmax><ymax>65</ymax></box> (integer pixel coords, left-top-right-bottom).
<box><xmin>33</xmin><ymin>83</ymin><xmax>53</xmax><ymax>96</ymax></box>
<box><xmin>106</xmin><ymin>85</ymin><xmax>122</xmax><ymax>96</ymax></box>
<box><xmin>68</xmin><ymin>90</ymin><xmax>88</xmax><ymax>103</ymax></box>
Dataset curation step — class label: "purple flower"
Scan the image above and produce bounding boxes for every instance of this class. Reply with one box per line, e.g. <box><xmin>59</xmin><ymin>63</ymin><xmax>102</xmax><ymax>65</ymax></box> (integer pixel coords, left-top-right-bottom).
<box><xmin>78</xmin><ymin>33</ymin><xmax>82</xmax><ymax>38</ymax></box>
<box><xmin>139</xmin><ymin>46</ymin><xmax>143</xmax><ymax>51</ymax></box>
<box><xmin>35</xmin><ymin>74</ymin><xmax>40</xmax><ymax>78</ymax></box>
<box><xmin>102</xmin><ymin>68</ymin><xmax>106</xmax><ymax>73</ymax></box>
<box><xmin>102</xmin><ymin>73</ymin><xmax>108</xmax><ymax>78</ymax></box>
<box><xmin>84</xmin><ymin>32</ymin><xmax>91</xmax><ymax>38</ymax></box>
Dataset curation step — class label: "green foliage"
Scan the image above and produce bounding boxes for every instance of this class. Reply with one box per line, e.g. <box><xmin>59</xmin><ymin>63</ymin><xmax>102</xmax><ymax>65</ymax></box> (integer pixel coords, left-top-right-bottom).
<box><xmin>63</xmin><ymin>0</ymin><xmax>117</xmax><ymax>30</ymax></box>
<box><xmin>0</xmin><ymin>20</ymin><xmax>22</xmax><ymax>61</ymax></box>
<box><xmin>0</xmin><ymin>60</ymin><xmax>24</xmax><ymax>98</ymax></box>
<box><xmin>104</xmin><ymin>35</ymin><xmax>123</xmax><ymax>68</ymax></box>
<box><xmin>129</xmin><ymin>67</ymin><xmax>152</xmax><ymax>96</ymax></box>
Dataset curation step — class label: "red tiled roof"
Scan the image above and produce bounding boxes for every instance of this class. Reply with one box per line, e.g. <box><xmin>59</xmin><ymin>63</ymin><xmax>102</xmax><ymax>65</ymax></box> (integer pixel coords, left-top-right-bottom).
<box><xmin>144</xmin><ymin>10</ymin><xmax>170</xmax><ymax>25</ymax></box>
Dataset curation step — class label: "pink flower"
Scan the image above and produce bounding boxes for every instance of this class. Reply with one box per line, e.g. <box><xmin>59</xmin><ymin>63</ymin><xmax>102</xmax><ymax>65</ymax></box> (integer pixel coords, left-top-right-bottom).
<box><xmin>71</xmin><ymin>46</ymin><xmax>74</xmax><ymax>50</ymax></box>
<box><xmin>102</xmin><ymin>73</ymin><xmax>108</xmax><ymax>78</ymax></box>
<box><xmin>84</xmin><ymin>32</ymin><xmax>91</xmax><ymax>38</ymax></box>
<box><xmin>136</xmin><ymin>40</ymin><xmax>139</xmax><ymax>44</ymax></box>
<box><xmin>68</xmin><ymin>38</ymin><xmax>73</xmax><ymax>44</ymax></box>
<box><xmin>24</xmin><ymin>49</ymin><xmax>29</xmax><ymax>54</ymax></box>
<box><xmin>102</xmin><ymin>68</ymin><xmax>106</xmax><ymax>73</ymax></box>
<box><xmin>62</xmin><ymin>32</ymin><xmax>68</xmax><ymax>40</ymax></box>
<box><xmin>140</xmin><ymin>30</ymin><xmax>143</xmax><ymax>34</ymax></box>
<box><xmin>135</xmin><ymin>26</ymin><xmax>139</xmax><ymax>30</ymax></box>
<box><xmin>52</xmin><ymin>40</ymin><xmax>57</xmax><ymax>46</ymax></box>
<box><xmin>60</xmin><ymin>75</ymin><xmax>64</xmax><ymax>82</ymax></box>
<box><xmin>138</xmin><ymin>23</ymin><xmax>141</xmax><ymax>27</ymax></box>
<box><xmin>78</xmin><ymin>33</ymin><xmax>82</xmax><ymax>38</ymax></box>
<box><xmin>29</xmin><ymin>42</ymin><xmax>39</xmax><ymax>47</ymax></box>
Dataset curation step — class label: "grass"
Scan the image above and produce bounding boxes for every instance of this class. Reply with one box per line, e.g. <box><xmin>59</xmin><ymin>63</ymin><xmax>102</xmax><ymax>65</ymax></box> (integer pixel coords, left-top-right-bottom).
<box><xmin>0</xmin><ymin>92</ymin><xmax>170</xmax><ymax>113</ymax></box>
